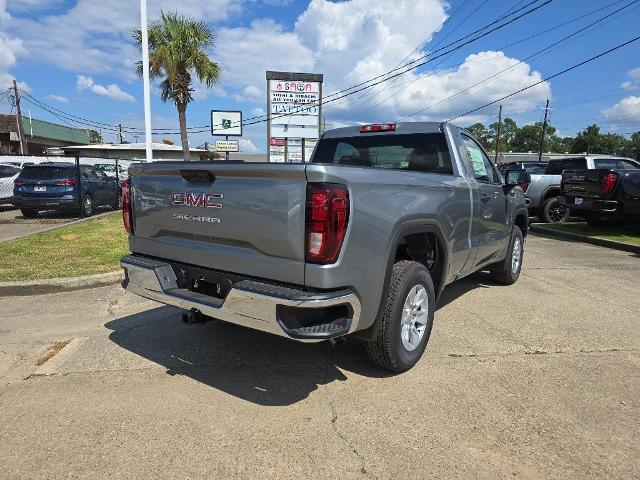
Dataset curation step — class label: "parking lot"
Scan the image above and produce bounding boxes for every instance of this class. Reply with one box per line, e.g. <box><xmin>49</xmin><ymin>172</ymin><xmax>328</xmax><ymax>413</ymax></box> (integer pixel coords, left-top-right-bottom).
<box><xmin>0</xmin><ymin>234</ymin><xmax>638</xmax><ymax>479</ymax></box>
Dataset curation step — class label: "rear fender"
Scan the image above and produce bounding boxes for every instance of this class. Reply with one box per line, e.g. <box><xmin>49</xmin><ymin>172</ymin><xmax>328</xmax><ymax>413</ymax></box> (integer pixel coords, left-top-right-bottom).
<box><xmin>356</xmin><ymin>220</ymin><xmax>449</xmax><ymax>341</ymax></box>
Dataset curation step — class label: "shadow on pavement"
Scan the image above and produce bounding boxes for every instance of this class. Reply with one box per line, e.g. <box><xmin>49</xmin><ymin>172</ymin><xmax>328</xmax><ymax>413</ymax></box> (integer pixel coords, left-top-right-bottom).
<box><xmin>105</xmin><ymin>306</ymin><xmax>390</xmax><ymax>406</ymax></box>
<box><xmin>436</xmin><ymin>271</ymin><xmax>493</xmax><ymax>310</ymax></box>
<box><xmin>105</xmin><ymin>271</ymin><xmax>496</xmax><ymax>405</ymax></box>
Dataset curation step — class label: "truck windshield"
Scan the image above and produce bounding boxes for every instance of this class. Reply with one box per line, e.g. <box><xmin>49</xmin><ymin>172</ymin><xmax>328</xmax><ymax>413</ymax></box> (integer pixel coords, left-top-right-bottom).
<box><xmin>312</xmin><ymin>133</ymin><xmax>453</xmax><ymax>175</ymax></box>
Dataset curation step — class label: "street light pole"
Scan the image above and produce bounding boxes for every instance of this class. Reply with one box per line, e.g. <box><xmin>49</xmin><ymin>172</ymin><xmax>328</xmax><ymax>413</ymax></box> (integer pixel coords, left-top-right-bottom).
<box><xmin>140</xmin><ymin>0</ymin><xmax>153</xmax><ymax>162</ymax></box>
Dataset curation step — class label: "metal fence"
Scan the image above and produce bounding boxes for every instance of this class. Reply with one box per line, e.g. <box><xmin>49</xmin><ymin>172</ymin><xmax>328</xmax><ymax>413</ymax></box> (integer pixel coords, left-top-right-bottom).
<box><xmin>0</xmin><ymin>155</ymin><xmax>125</xmax><ymax>238</ymax></box>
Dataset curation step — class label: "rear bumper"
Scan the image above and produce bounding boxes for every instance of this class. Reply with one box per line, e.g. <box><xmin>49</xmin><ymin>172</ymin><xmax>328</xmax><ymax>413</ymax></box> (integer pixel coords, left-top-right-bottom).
<box><xmin>12</xmin><ymin>196</ymin><xmax>78</xmax><ymax>209</ymax></box>
<box><xmin>560</xmin><ymin>195</ymin><xmax>620</xmax><ymax>215</ymax></box>
<box><xmin>120</xmin><ymin>255</ymin><xmax>361</xmax><ymax>342</ymax></box>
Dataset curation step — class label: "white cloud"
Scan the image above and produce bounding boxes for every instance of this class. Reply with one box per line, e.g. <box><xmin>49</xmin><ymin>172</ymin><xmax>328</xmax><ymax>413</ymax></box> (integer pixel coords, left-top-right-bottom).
<box><xmin>76</xmin><ymin>75</ymin><xmax>135</xmax><ymax>102</ymax></box>
<box><xmin>48</xmin><ymin>94</ymin><xmax>68</xmax><ymax>103</ymax></box>
<box><xmin>5</xmin><ymin>0</ymin><xmax>554</xmax><ymax>140</ymax></box>
<box><xmin>0</xmin><ymin>0</ymin><xmax>27</xmax><ymax>91</ymax></box>
<box><xmin>238</xmin><ymin>138</ymin><xmax>258</xmax><ymax>152</ymax></box>
<box><xmin>6</xmin><ymin>0</ymin><xmax>64</xmax><ymax>12</ymax></box>
<box><xmin>6</xmin><ymin>0</ymin><xmax>239</xmax><ymax>77</ymax></box>
<box><xmin>620</xmin><ymin>67</ymin><xmax>640</xmax><ymax>91</ymax></box>
<box><xmin>601</xmin><ymin>96</ymin><xmax>640</xmax><ymax>125</ymax></box>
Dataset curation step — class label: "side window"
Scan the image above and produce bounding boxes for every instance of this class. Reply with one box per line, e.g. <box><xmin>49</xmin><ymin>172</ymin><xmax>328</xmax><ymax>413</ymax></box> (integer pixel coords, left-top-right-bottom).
<box><xmin>593</xmin><ymin>158</ymin><xmax>618</xmax><ymax>169</ymax></box>
<box><xmin>561</xmin><ymin>158</ymin><xmax>587</xmax><ymax>171</ymax></box>
<box><xmin>619</xmin><ymin>159</ymin><xmax>639</xmax><ymax>169</ymax></box>
<box><xmin>461</xmin><ymin>135</ymin><xmax>497</xmax><ymax>183</ymax></box>
<box><xmin>82</xmin><ymin>166</ymin><xmax>98</xmax><ymax>179</ymax></box>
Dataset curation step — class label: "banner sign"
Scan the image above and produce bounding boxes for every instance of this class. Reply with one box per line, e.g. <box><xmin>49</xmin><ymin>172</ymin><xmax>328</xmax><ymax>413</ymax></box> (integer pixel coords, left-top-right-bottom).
<box><xmin>214</xmin><ymin>140</ymin><xmax>239</xmax><ymax>152</ymax></box>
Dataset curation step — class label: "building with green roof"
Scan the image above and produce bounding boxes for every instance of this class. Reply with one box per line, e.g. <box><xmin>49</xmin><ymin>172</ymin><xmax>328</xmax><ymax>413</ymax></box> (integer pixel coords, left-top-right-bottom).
<box><xmin>0</xmin><ymin>114</ymin><xmax>92</xmax><ymax>155</ymax></box>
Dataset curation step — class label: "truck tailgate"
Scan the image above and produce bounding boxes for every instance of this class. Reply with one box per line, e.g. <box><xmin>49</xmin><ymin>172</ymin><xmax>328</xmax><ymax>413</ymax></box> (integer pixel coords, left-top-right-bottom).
<box><xmin>562</xmin><ymin>169</ymin><xmax>615</xmax><ymax>197</ymax></box>
<box><xmin>128</xmin><ymin>162</ymin><xmax>307</xmax><ymax>285</ymax></box>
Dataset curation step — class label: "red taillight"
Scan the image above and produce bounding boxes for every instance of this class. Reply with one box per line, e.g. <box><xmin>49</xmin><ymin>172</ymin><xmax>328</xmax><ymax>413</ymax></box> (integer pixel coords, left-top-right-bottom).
<box><xmin>14</xmin><ymin>179</ymin><xmax>24</xmax><ymax>186</ymax></box>
<box><xmin>602</xmin><ymin>172</ymin><xmax>618</xmax><ymax>195</ymax></box>
<box><xmin>306</xmin><ymin>183</ymin><xmax>349</xmax><ymax>264</ymax></box>
<box><xmin>55</xmin><ymin>179</ymin><xmax>77</xmax><ymax>186</ymax></box>
<box><xmin>359</xmin><ymin>123</ymin><xmax>396</xmax><ymax>133</ymax></box>
<box><xmin>520</xmin><ymin>183</ymin><xmax>529</xmax><ymax>193</ymax></box>
<box><xmin>122</xmin><ymin>178</ymin><xmax>133</xmax><ymax>234</ymax></box>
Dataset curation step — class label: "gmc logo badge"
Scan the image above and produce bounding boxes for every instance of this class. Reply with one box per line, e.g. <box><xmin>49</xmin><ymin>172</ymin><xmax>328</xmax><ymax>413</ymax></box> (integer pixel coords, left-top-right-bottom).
<box><xmin>171</xmin><ymin>192</ymin><xmax>223</xmax><ymax>209</ymax></box>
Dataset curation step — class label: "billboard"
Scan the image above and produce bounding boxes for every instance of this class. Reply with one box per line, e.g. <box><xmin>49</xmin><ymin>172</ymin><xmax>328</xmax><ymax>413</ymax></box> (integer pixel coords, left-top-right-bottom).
<box><xmin>266</xmin><ymin>71</ymin><xmax>323</xmax><ymax>163</ymax></box>
<box><xmin>211</xmin><ymin>110</ymin><xmax>242</xmax><ymax>136</ymax></box>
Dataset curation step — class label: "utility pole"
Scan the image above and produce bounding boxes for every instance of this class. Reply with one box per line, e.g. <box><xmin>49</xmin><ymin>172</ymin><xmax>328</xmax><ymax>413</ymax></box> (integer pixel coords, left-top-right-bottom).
<box><xmin>494</xmin><ymin>104</ymin><xmax>502</xmax><ymax>164</ymax></box>
<box><xmin>118</xmin><ymin>123</ymin><xmax>123</xmax><ymax>144</ymax></box>
<box><xmin>538</xmin><ymin>98</ymin><xmax>550</xmax><ymax>162</ymax></box>
<box><xmin>12</xmin><ymin>79</ymin><xmax>27</xmax><ymax>155</ymax></box>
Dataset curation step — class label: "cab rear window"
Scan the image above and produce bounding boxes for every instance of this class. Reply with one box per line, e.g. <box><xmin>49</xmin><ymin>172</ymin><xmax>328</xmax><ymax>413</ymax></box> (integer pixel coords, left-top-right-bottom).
<box><xmin>312</xmin><ymin>133</ymin><xmax>453</xmax><ymax>175</ymax></box>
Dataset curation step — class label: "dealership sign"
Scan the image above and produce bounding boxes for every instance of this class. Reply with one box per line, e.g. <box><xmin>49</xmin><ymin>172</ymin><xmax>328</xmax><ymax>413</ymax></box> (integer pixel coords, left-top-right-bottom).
<box><xmin>211</xmin><ymin>110</ymin><xmax>242</xmax><ymax>136</ymax></box>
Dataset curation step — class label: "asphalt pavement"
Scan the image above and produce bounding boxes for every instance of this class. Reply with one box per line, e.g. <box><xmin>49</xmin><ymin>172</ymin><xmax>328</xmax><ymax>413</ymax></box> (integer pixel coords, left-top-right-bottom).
<box><xmin>0</xmin><ymin>235</ymin><xmax>638</xmax><ymax>479</ymax></box>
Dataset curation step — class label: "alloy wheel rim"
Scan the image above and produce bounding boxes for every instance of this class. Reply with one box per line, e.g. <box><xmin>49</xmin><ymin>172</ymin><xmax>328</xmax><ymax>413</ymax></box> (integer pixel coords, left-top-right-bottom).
<box><xmin>549</xmin><ymin>204</ymin><xmax>567</xmax><ymax>222</ymax></box>
<box><xmin>84</xmin><ymin>197</ymin><xmax>92</xmax><ymax>215</ymax></box>
<box><xmin>512</xmin><ymin>237</ymin><xmax>522</xmax><ymax>275</ymax></box>
<box><xmin>400</xmin><ymin>284</ymin><xmax>429</xmax><ymax>352</ymax></box>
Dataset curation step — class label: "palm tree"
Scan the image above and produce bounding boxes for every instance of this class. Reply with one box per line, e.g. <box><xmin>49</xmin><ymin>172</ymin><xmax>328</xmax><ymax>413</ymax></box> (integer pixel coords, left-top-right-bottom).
<box><xmin>134</xmin><ymin>11</ymin><xmax>221</xmax><ymax>160</ymax></box>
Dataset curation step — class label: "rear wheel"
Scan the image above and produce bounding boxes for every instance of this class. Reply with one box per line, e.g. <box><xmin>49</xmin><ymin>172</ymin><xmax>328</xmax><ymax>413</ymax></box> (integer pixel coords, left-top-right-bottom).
<box><xmin>541</xmin><ymin>196</ymin><xmax>569</xmax><ymax>223</ymax></box>
<box><xmin>490</xmin><ymin>226</ymin><xmax>524</xmax><ymax>285</ymax></box>
<box><xmin>366</xmin><ymin>261</ymin><xmax>435</xmax><ymax>373</ymax></box>
<box><xmin>20</xmin><ymin>208</ymin><xmax>38</xmax><ymax>218</ymax></box>
<box><xmin>81</xmin><ymin>195</ymin><xmax>93</xmax><ymax>217</ymax></box>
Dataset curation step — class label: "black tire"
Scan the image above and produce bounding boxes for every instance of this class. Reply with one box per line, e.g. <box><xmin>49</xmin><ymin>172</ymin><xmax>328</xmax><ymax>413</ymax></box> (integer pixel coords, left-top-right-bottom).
<box><xmin>20</xmin><ymin>208</ymin><xmax>38</xmax><ymax>218</ymax></box>
<box><xmin>490</xmin><ymin>226</ymin><xmax>524</xmax><ymax>285</ymax></box>
<box><xmin>541</xmin><ymin>196</ymin><xmax>569</xmax><ymax>223</ymax></box>
<box><xmin>366</xmin><ymin>261</ymin><xmax>435</xmax><ymax>373</ymax></box>
<box><xmin>81</xmin><ymin>195</ymin><xmax>93</xmax><ymax>217</ymax></box>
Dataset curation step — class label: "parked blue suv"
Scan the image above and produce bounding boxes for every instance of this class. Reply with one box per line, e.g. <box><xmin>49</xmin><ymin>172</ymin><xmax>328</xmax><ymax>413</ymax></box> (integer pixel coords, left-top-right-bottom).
<box><xmin>13</xmin><ymin>162</ymin><xmax>119</xmax><ymax>218</ymax></box>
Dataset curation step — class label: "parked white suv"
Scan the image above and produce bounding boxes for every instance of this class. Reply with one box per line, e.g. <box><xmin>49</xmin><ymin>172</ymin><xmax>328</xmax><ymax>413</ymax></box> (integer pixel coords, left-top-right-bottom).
<box><xmin>0</xmin><ymin>164</ymin><xmax>21</xmax><ymax>205</ymax></box>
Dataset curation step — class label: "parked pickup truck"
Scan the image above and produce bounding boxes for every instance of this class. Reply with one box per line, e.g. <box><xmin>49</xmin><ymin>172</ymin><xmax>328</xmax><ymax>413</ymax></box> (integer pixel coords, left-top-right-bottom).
<box><xmin>560</xmin><ymin>161</ymin><xmax>640</xmax><ymax>226</ymax></box>
<box><xmin>527</xmin><ymin>155</ymin><xmax>640</xmax><ymax>223</ymax></box>
<box><xmin>120</xmin><ymin>122</ymin><xmax>529</xmax><ymax>372</ymax></box>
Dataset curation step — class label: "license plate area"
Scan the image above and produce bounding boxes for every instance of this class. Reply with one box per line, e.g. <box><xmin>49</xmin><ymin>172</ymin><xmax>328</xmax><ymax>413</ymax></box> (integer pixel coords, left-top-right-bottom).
<box><xmin>574</xmin><ymin>197</ymin><xmax>583</xmax><ymax>206</ymax></box>
<box><xmin>34</xmin><ymin>186</ymin><xmax>47</xmax><ymax>192</ymax></box>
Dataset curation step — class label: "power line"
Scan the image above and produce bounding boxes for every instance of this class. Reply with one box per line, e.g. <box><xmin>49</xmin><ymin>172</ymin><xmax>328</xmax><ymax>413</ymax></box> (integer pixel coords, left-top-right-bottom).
<box><xmin>345</xmin><ymin>0</ymin><xmax>633</xmax><ymax>122</ymax></box>
<box><xmin>239</xmin><ymin>0</ymin><xmax>554</xmax><ymax>130</ymax></box>
<box><xmin>447</xmin><ymin>35</ymin><xmax>640</xmax><ymax>121</ymax></box>
<box><xmin>401</xmin><ymin>0</ymin><xmax>640</xmax><ymax>120</ymax></box>
<box><xmin>14</xmin><ymin>0</ymin><xmax>551</xmax><ymax>134</ymax></box>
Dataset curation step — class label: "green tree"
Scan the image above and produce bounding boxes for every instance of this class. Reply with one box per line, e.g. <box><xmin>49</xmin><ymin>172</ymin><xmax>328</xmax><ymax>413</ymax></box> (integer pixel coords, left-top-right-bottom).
<box><xmin>571</xmin><ymin>124</ymin><xmax>600</xmax><ymax>154</ymax></box>
<box><xmin>86</xmin><ymin>129</ymin><xmax>103</xmax><ymax>144</ymax></box>
<box><xmin>630</xmin><ymin>131</ymin><xmax>640</xmax><ymax>160</ymax></box>
<box><xmin>489</xmin><ymin>117</ymin><xmax>518</xmax><ymax>152</ymax></box>
<box><xmin>134</xmin><ymin>11</ymin><xmax>222</xmax><ymax>160</ymax></box>
<box><xmin>466</xmin><ymin>123</ymin><xmax>491</xmax><ymax>148</ymax></box>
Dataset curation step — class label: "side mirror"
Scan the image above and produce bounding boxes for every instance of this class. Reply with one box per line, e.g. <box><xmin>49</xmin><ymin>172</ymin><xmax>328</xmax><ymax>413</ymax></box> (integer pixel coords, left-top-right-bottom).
<box><xmin>504</xmin><ymin>169</ymin><xmax>531</xmax><ymax>191</ymax></box>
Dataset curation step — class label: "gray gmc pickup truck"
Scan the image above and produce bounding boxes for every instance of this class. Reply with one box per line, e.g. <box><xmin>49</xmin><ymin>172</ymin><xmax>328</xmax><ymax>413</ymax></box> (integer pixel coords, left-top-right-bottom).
<box><xmin>120</xmin><ymin>122</ymin><xmax>529</xmax><ymax>372</ymax></box>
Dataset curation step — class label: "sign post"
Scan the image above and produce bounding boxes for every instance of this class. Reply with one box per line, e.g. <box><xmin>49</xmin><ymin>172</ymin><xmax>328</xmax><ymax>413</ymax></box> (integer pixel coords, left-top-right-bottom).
<box><xmin>265</xmin><ymin>71</ymin><xmax>323</xmax><ymax>163</ymax></box>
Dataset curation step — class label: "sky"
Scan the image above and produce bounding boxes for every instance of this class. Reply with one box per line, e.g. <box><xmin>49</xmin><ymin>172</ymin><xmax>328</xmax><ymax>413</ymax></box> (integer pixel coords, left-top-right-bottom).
<box><xmin>0</xmin><ymin>0</ymin><xmax>639</xmax><ymax>153</ymax></box>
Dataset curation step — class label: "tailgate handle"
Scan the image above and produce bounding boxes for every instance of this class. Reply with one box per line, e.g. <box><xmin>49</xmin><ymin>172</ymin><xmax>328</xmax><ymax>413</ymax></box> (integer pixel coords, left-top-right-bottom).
<box><xmin>180</xmin><ymin>170</ymin><xmax>215</xmax><ymax>184</ymax></box>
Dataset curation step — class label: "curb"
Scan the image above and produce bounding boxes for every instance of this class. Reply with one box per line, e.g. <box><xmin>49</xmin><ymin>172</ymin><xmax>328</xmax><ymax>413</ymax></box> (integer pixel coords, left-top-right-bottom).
<box><xmin>530</xmin><ymin>225</ymin><xmax>640</xmax><ymax>254</ymax></box>
<box><xmin>0</xmin><ymin>210</ymin><xmax>118</xmax><ymax>244</ymax></box>
<box><xmin>0</xmin><ymin>270</ymin><xmax>123</xmax><ymax>297</ymax></box>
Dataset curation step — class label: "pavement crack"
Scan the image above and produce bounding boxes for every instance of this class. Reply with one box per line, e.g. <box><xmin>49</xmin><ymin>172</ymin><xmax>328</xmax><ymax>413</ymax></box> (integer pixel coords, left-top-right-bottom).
<box><xmin>328</xmin><ymin>399</ymin><xmax>377</xmax><ymax>480</ymax></box>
